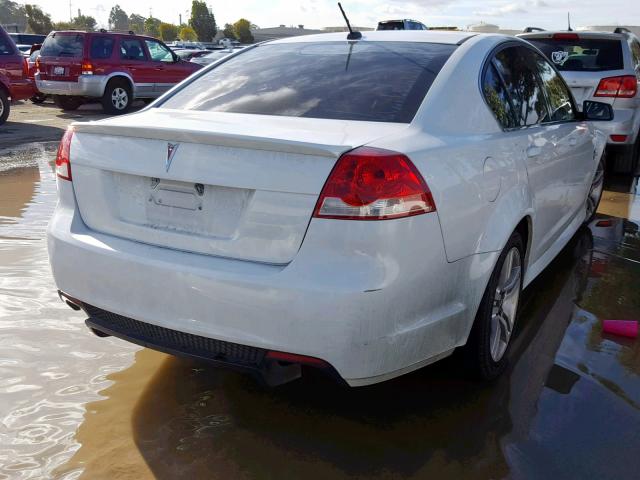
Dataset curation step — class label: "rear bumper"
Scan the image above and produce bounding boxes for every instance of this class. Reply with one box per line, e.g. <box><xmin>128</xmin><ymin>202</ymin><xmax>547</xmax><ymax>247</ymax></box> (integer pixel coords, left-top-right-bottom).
<box><xmin>594</xmin><ymin>107</ymin><xmax>640</xmax><ymax>146</ymax></box>
<box><xmin>8</xmin><ymin>79</ymin><xmax>36</xmax><ymax>101</ymax></box>
<box><xmin>48</xmin><ymin>181</ymin><xmax>492</xmax><ymax>386</ymax></box>
<box><xmin>35</xmin><ymin>73</ymin><xmax>106</xmax><ymax>97</ymax></box>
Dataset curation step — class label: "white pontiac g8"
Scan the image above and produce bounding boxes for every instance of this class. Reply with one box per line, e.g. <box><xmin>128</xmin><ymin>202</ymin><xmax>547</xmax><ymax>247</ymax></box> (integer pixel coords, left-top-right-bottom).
<box><xmin>48</xmin><ymin>31</ymin><xmax>612</xmax><ymax>386</ymax></box>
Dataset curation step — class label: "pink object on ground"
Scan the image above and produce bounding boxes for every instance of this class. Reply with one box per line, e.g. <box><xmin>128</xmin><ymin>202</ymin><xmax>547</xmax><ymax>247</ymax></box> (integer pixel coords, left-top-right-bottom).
<box><xmin>602</xmin><ymin>320</ymin><xmax>639</xmax><ymax>339</ymax></box>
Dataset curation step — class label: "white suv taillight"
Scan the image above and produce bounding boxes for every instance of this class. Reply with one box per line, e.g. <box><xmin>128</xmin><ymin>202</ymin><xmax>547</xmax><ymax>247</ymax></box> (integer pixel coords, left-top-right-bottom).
<box><xmin>313</xmin><ymin>147</ymin><xmax>436</xmax><ymax>220</ymax></box>
<box><xmin>55</xmin><ymin>128</ymin><xmax>74</xmax><ymax>181</ymax></box>
<box><xmin>595</xmin><ymin>75</ymin><xmax>638</xmax><ymax>98</ymax></box>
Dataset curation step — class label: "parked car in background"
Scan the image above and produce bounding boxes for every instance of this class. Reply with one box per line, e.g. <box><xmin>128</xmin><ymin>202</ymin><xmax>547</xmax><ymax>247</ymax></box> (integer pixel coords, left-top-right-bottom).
<box><xmin>0</xmin><ymin>25</ymin><xmax>35</xmax><ymax>125</ymax></box>
<box><xmin>520</xmin><ymin>29</ymin><xmax>640</xmax><ymax>174</ymax></box>
<box><xmin>16</xmin><ymin>44</ymin><xmax>32</xmax><ymax>56</ymax></box>
<box><xmin>35</xmin><ymin>30</ymin><xmax>202</xmax><ymax>114</ymax></box>
<box><xmin>377</xmin><ymin>19</ymin><xmax>428</xmax><ymax>30</ymax></box>
<box><xmin>8</xmin><ymin>33</ymin><xmax>47</xmax><ymax>47</ymax></box>
<box><xmin>173</xmin><ymin>49</ymin><xmax>209</xmax><ymax>60</ymax></box>
<box><xmin>189</xmin><ymin>48</ymin><xmax>235</xmax><ymax>66</ymax></box>
<box><xmin>50</xmin><ymin>31</ymin><xmax>612</xmax><ymax>388</ymax></box>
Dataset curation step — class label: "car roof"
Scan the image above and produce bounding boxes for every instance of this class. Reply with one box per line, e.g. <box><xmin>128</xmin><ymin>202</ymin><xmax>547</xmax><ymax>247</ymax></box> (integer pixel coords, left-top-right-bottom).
<box><xmin>269</xmin><ymin>30</ymin><xmax>476</xmax><ymax>45</ymax></box>
<box><xmin>50</xmin><ymin>30</ymin><xmax>157</xmax><ymax>40</ymax></box>
<box><xmin>519</xmin><ymin>31</ymin><xmax>629</xmax><ymax>41</ymax></box>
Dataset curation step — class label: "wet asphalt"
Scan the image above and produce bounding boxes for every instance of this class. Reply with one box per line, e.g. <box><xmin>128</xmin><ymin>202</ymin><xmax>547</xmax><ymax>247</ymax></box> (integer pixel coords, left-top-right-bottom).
<box><xmin>0</xmin><ymin>104</ymin><xmax>639</xmax><ymax>479</ymax></box>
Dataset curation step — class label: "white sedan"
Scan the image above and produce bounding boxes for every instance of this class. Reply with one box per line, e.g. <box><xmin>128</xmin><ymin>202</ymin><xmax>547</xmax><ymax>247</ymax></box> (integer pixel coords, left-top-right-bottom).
<box><xmin>48</xmin><ymin>31</ymin><xmax>611</xmax><ymax>387</ymax></box>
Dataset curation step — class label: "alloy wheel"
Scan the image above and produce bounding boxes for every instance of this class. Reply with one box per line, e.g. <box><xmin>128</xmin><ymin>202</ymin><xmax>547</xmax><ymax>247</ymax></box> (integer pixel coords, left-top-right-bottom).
<box><xmin>586</xmin><ymin>159</ymin><xmax>605</xmax><ymax>220</ymax></box>
<box><xmin>111</xmin><ymin>88</ymin><xmax>129</xmax><ymax>110</ymax></box>
<box><xmin>489</xmin><ymin>247</ymin><xmax>521</xmax><ymax>362</ymax></box>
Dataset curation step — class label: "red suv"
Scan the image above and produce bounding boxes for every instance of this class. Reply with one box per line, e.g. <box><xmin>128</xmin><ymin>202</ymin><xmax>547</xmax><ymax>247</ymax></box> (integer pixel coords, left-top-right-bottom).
<box><xmin>35</xmin><ymin>30</ymin><xmax>202</xmax><ymax>114</ymax></box>
<box><xmin>0</xmin><ymin>26</ymin><xmax>35</xmax><ymax>126</ymax></box>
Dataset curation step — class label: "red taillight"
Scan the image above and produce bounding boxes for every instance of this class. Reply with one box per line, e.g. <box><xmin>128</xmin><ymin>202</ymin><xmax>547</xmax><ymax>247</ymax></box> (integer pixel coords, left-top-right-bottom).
<box><xmin>81</xmin><ymin>61</ymin><xmax>94</xmax><ymax>75</ymax></box>
<box><xmin>595</xmin><ymin>75</ymin><xmax>638</xmax><ymax>98</ymax></box>
<box><xmin>35</xmin><ymin>56</ymin><xmax>40</xmax><ymax>73</ymax></box>
<box><xmin>610</xmin><ymin>134</ymin><xmax>628</xmax><ymax>142</ymax></box>
<box><xmin>313</xmin><ymin>147</ymin><xmax>435</xmax><ymax>220</ymax></box>
<box><xmin>552</xmin><ymin>33</ymin><xmax>579</xmax><ymax>40</ymax></box>
<box><xmin>22</xmin><ymin>57</ymin><xmax>28</xmax><ymax>76</ymax></box>
<box><xmin>265</xmin><ymin>351</ymin><xmax>328</xmax><ymax>367</ymax></box>
<box><xmin>56</xmin><ymin>128</ymin><xmax>74</xmax><ymax>181</ymax></box>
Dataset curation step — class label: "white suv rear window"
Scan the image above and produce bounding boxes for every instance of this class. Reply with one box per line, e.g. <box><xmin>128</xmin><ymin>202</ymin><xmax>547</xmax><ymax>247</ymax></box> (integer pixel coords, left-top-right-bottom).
<box><xmin>161</xmin><ymin>41</ymin><xmax>456</xmax><ymax>123</ymax></box>
<box><xmin>528</xmin><ymin>38</ymin><xmax>623</xmax><ymax>71</ymax></box>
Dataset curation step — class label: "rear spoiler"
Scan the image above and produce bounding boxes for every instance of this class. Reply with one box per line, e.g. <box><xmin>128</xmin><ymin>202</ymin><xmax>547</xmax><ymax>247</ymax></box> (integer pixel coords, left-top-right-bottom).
<box><xmin>523</xmin><ymin>27</ymin><xmax>545</xmax><ymax>33</ymax></box>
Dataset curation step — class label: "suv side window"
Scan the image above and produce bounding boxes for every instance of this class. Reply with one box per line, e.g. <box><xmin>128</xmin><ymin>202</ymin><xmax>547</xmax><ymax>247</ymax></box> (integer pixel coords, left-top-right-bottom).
<box><xmin>630</xmin><ymin>40</ymin><xmax>640</xmax><ymax>70</ymax></box>
<box><xmin>145</xmin><ymin>39</ymin><xmax>174</xmax><ymax>62</ymax></box>
<box><xmin>90</xmin><ymin>36</ymin><xmax>114</xmax><ymax>59</ymax></box>
<box><xmin>0</xmin><ymin>36</ymin><xmax>14</xmax><ymax>55</ymax></box>
<box><xmin>493</xmin><ymin>46</ymin><xmax>548</xmax><ymax>127</ymax></box>
<box><xmin>530</xmin><ymin>50</ymin><xmax>576</xmax><ymax>122</ymax></box>
<box><xmin>120</xmin><ymin>38</ymin><xmax>146</xmax><ymax>61</ymax></box>
<box><xmin>482</xmin><ymin>63</ymin><xmax>518</xmax><ymax>129</ymax></box>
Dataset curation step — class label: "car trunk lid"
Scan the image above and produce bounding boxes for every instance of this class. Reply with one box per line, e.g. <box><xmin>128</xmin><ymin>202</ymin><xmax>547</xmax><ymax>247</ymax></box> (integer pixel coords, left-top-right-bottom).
<box><xmin>69</xmin><ymin>108</ymin><xmax>409</xmax><ymax>264</ymax></box>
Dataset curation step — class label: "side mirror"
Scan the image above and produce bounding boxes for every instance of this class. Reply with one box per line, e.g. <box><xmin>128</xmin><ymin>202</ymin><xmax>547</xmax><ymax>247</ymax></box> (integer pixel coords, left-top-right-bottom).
<box><xmin>582</xmin><ymin>100</ymin><xmax>614</xmax><ymax>121</ymax></box>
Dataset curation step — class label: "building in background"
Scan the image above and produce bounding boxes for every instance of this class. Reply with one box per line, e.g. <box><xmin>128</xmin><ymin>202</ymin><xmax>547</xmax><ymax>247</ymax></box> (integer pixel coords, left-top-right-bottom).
<box><xmin>251</xmin><ymin>25</ymin><xmax>323</xmax><ymax>42</ymax></box>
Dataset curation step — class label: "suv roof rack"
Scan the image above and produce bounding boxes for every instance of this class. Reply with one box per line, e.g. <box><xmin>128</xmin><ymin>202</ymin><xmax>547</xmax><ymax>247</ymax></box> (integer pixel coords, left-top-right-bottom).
<box><xmin>97</xmin><ymin>29</ymin><xmax>137</xmax><ymax>35</ymax></box>
<box><xmin>613</xmin><ymin>27</ymin><xmax>631</xmax><ymax>34</ymax></box>
<box><xmin>523</xmin><ymin>27</ymin><xmax>545</xmax><ymax>33</ymax></box>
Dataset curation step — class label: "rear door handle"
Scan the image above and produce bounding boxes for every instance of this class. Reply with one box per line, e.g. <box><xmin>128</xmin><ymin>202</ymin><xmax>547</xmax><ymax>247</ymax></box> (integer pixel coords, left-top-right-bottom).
<box><xmin>526</xmin><ymin>146</ymin><xmax>542</xmax><ymax>158</ymax></box>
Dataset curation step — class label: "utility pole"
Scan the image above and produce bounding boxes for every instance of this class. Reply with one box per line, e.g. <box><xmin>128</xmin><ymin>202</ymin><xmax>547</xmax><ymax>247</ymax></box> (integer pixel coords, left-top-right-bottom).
<box><xmin>69</xmin><ymin>0</ymin><xmax>72</xmax><ymax>21</ymax></box>
<box><xmin>179</xmin><ymin>14</ymin><xmax>182</xmax><ymax>25</ymax></box>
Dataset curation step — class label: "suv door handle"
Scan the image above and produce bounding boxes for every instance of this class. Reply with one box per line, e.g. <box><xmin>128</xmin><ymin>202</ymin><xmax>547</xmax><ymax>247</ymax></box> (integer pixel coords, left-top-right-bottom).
<box><xmin>155</xmin><ymin>66</ymin><xmax>164</xmax><ymax>71</ymax></box>
<box><xmin>526</xmin><ymin>146</ymin><xmax>542</xmax><ymax>158</ymax></box>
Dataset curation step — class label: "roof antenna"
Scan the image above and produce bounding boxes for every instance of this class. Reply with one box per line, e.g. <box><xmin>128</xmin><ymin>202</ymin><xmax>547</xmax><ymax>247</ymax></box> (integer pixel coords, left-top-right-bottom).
<box><xmin>338</xmin><ymin>3</ymin><xmax>362</xmax><ymax>40</ymax></box>
<box><xmin>567</xmin><ymin>12</ymin><xmax>573</xmax><ymax>31</ymax></box>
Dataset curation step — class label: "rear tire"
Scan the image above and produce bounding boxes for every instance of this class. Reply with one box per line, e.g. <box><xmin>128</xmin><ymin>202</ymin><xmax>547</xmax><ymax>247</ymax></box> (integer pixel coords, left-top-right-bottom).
<box><xmin>464</xmin><ymin>231</ymin><xmax>524</xmax><ymax>380</ymax></box>
<box><xmin>0</xmin><ymin>89</ymin><xmax>9</xmax><ymax>126</ymax></box>
<box><xmin>101</xmin><ymin>79</ymin><xmax>132</xmax><ymax>115</ymax></box>
<box><xmin>53</xmin><ymin>95</ymin><xmax>82</xmax><ymax>111</ymax></box>
<box><xmin>584</xmin><ymin>153</ymin><xmax>605</xmax><ymax>225</ymax></box>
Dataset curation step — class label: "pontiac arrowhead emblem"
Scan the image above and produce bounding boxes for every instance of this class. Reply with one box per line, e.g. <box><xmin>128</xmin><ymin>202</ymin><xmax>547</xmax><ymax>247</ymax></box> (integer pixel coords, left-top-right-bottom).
<box><xmin>166</xmin><ymin>142</ymin><xmax>179</xmax><ymax>172</ymax></box>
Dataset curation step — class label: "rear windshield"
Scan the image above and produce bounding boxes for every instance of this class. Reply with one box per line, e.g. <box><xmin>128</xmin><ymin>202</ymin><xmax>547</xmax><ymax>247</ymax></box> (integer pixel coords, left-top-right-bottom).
<box><xmin>40</xmin><ymin>33</ymin><xmax>85</xmax><ymax>58</ymax></box>
<box><xmin>527</xmin><ymin>38</ymin><xmax>624</xmax><ymax>71</ymax></box>
<box><xmin>161</xmin><ymin>41</ymin><xmax>456</xmax><ymax>123</ymax></box>
<box><xmin>10</xmin><ymin>33</ymin><xmax>46</xmax><ymax>45</ymax></box>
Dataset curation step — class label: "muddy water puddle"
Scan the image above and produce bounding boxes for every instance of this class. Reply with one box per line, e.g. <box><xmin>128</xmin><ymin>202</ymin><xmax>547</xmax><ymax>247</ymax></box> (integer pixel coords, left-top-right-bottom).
<box><xmin>0</xmin><ymin>145</ymin><xmax>639</xmax><ymax>479</ymax></box>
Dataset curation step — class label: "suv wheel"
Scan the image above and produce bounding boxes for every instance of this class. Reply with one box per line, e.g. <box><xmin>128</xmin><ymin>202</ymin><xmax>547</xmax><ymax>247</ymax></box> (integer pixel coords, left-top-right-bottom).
<box><xmin>53</xmin><ymin>95</ymin><xmax>82</xmax><ymax>111</ymax></box>
<box><xmin>0</xmin><ymin>89</ymin><xmax>9</xmax><ymax>126</ymax></box>
<box><xmin>102</xmin><ymin>79</ymin><xmax>132</xmax><ymax>114</ymax></box>
<box><xmin>464</xmin><ymin>231</ymin><xmax>523</xmax><ymax>380</ymax></box>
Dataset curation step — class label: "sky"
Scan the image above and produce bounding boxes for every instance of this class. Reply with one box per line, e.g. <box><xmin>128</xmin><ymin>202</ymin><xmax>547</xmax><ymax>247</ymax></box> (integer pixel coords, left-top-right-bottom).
<box><xmin>21</xmin><ymin>0</ymin><xmax>640</xmax><ymax>31</ymax></box>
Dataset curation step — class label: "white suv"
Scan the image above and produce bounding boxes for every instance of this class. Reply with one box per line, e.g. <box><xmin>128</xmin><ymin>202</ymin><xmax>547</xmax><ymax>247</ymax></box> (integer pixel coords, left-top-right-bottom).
<box><xmin>520</xmin><ymin>29</ymin><xmax>640</xmax><ymax>174</ymax></box>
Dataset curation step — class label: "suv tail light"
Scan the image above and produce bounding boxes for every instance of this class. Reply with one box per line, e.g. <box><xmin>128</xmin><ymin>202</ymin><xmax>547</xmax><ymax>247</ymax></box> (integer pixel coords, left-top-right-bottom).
<box><xmin>35</xmin><ymin>56</ymin><xmax>41</xmax><ymax>73</ymax></box>
<box><xmin>56</xmin><ymin>128</ymin><xmax>74</xmax><ymax>181</ymax></box>
<box><xmin>595</xmin><ymin>75</ymin><xmax>638</xmax><ymax>98</ymax></box>
<box><xmin>22</xmin><ymin>57</ymin><xmax>28</xmax><ymax>76</ymax></box>
<box><xmin>313</xmin><ymin>147</ymin><xmax>435</xmax><ymax>220</ymax></box>
<box><xmin>81</xmin><ymin>61</ymin><xmax>94</xmax><ymax>75</ymax></box>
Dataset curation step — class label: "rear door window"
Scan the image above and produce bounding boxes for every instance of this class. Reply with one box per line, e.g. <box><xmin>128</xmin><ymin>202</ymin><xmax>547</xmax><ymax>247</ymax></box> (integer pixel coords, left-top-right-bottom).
<box><xmin>90</xmin><ymin>36</ymin><xmax>114</xmax><ymax>59</ymax></box>
<box><xmin>630</xmin><ymin>40</ymin><xmax>640</xmax><ymax>70</ymax></box>
<box><xmin>120</xmin><ymin>38</ymin><xmax>146</xmax><ymax>61</ymax></box>
<box><xmin>530</xmin><ymin>51</ymin><xmax>576</xmax><ymax>122</ymax></box>
<box><xmin>527</xmin><ymin>38</ymin><xmax>624</xmax><ymax>71</ymax></box>
<box><xmin>40</xmin><ymin>33</ymin><xmax>84</xmax><ymax>57</ymax></box>
<box><xmin>161</xmin><ymin>41</ymin><xmax>456</xmax><ymax>123</ymax></box>
<box><xmin>494</xmin><ymin>46</ymin><xmax>549</xmax><ymax>126</ymax></box>
<box><xmin>0</xmin><ymin>36</ymin><xmax>14</xmax><ymax>55</ymax></box>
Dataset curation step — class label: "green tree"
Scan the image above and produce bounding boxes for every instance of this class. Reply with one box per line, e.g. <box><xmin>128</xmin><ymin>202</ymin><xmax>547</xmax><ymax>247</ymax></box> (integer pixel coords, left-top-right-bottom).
<box><xmin>222</xmin><ymin>23</ymin><xmax>236</xmax><ymax>39</ymax></box>
<box><xmin>52</xmin><ymin>21</ymin><xmax>75</xmax><ymax>30</ymax></box>
<box><xmin>108</xmin><ymin>5</ymin><xmax>129</xmax><ymax>31</ymax></box>
<box><xmin>179</xmin><ymin>25</ymin><xmax>197</xmax><ymax>41</ymax></box>
<box><xmin>24</xmin><ymin>4</ymin><xmax>53</xmax><ymax>34</ymax></box>
<box><xmin>159</xmin><ymin>23</ymin><xmax>179</xmax><ymax>42</ymax></box>
<box><xmin>0</xmin><ymin>0</ymin><xmax>27</xmax><ymax>31</ymax></box>
<box><xmin>188</xmin><ymin>0</ymin><xmax>216</xmax><ymax>41</ymax></box>
<box><xmin>233</xmin><ymin>18</ymin><xmax>253</xmax><ymax>44</ymax></box>
<box><xmin>128</xmin><ymin>13</ymin><xmax>145</xmax><ymax>34</ymax></box>
<box><xmin>144</xmin><ymin>16</ymin><xmax>161</xmax><ymax>38</ymax></box>
<box><xmin>72</xmin><ymin>14</ymin><xmax>97</xmax><ymax>31</ymax></box>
